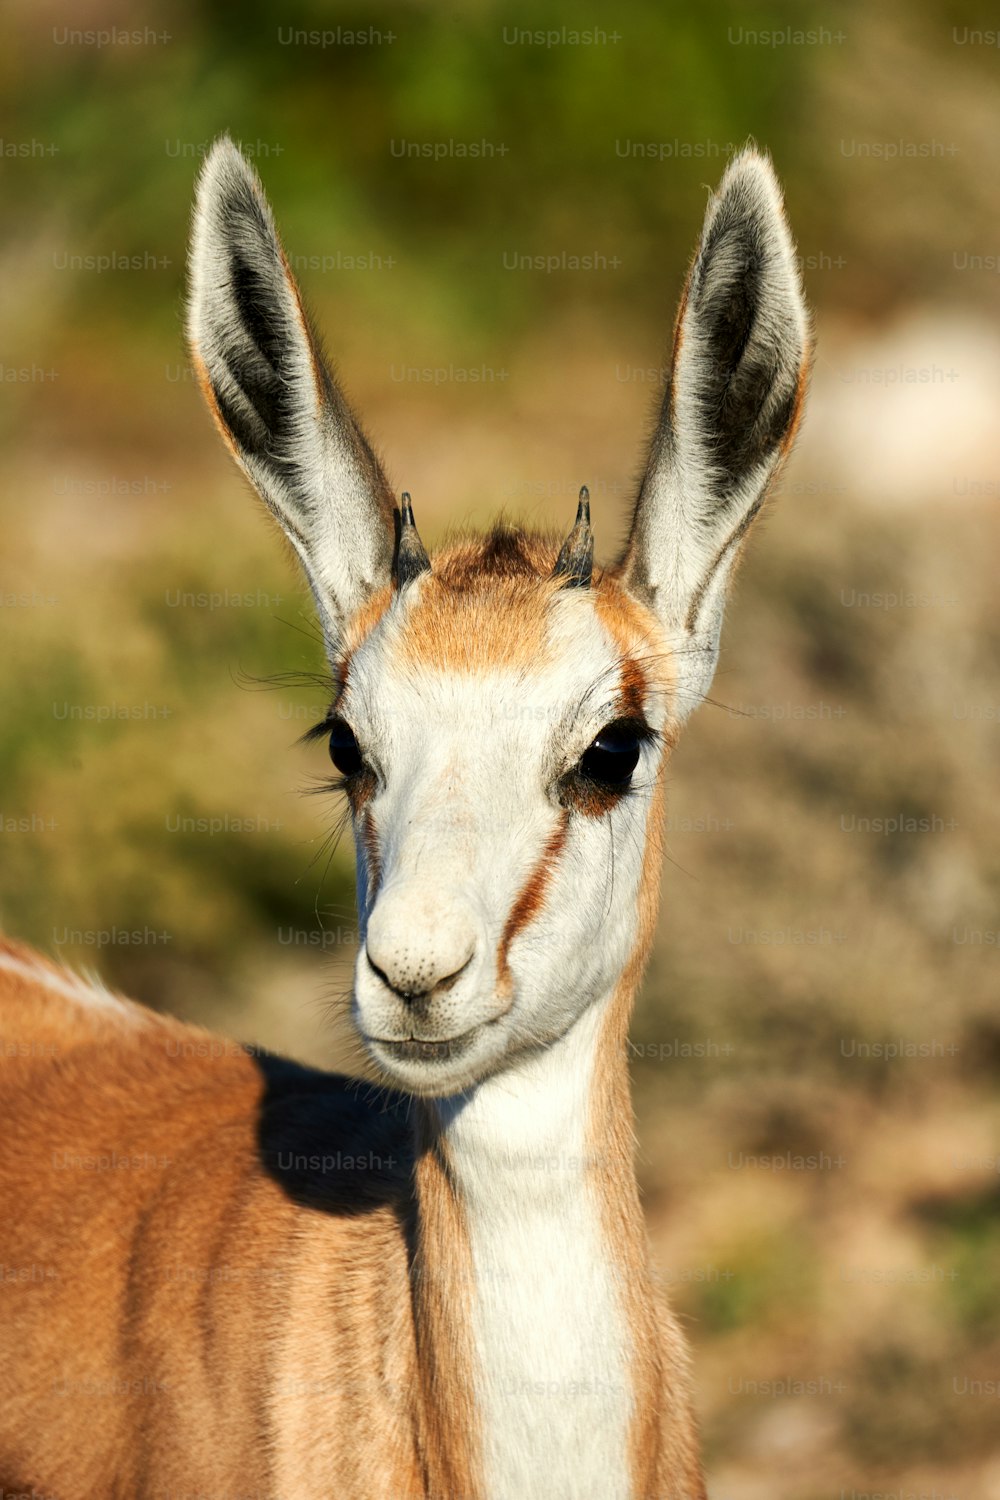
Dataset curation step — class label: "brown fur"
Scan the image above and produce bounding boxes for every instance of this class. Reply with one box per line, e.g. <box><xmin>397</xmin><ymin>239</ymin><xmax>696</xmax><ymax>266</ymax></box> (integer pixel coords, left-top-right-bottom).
<box><xmin>615</xmin><ymin>655</ymin><xmax>649</xmax><ymax>722</ymax></box>
<box><xmin>496</xmin><ymin>810</ymin><xmax>570</xmax><ymax>989</ymax></box>
<box><xmin>0</xmin><ymin>939</ymin><xmax>435</xmax><ymax>1496</ymax></box>
<box><xmin>394</xmin><ymin>527</ymin><xmax>564</xmax><ymax>673</ymax></box>
<box><xmin>592</xmin><ymin>577</ymin><xmax>678</xmax><ymax>721</ymax></box>
<box><xmin>342</xmin><ymin>581</ymin><xmax>394</xmax><ymax>661</ymax></box>
<box><xmin>411</xmin><ymin>1106</ymin><xmax>483</xmax><ymax>1500</ymax></box>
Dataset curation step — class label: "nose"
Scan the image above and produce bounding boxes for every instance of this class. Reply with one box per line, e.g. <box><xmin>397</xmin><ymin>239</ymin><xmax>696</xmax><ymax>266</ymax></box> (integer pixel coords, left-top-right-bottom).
<box><xmin>364</xmin><ymin>892</ymin><xmax>477</xmax><ymax>1002</ymax></box>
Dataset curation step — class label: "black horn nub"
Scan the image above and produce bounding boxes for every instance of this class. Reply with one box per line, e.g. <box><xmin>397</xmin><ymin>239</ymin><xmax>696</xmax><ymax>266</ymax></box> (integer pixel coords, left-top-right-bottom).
<box><xmin>552</xmin><ymin>486</ymin><xmax>594</xmax><ymax>588</ymax></box>
<box><xmin>395</xmin><ymin>492</ymin><xmax>432</xmax><ymax>588</ymax></box>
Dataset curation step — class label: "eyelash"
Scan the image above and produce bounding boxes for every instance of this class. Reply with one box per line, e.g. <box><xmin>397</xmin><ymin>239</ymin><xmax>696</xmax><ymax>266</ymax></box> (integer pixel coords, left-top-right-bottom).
<box><xmin>301</xmin><ymin>716</ymin><xmax>339</xmax><ymax>746</ymax></box>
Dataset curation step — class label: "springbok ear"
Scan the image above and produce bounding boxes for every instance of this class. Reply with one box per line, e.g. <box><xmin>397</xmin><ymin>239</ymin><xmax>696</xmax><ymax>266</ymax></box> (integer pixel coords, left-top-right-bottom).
<box><xmin>187</xmin><ymin>136</ymin><xmax>396</xmax><ymax>651</ymax></box>
<box><xmin>620</xmin><ymin>148</ymin><xmax>810</xmax><ymax>719</ymax></box>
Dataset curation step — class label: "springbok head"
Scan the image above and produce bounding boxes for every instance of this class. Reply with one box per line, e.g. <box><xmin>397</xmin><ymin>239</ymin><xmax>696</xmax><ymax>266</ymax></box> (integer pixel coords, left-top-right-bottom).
<box><xmin>188</xmin><ymin>138</ymin><xmax>809</xmax><ymax>1098</ymax></box>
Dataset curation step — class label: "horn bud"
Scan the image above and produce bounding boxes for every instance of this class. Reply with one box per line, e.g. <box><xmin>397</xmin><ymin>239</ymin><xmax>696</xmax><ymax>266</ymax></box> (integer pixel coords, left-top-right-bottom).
<box><xmin>552</xmin><ymin>486</ymin><xmax>594</xmax><ymax>589</ymax></box>
<box><xmin>395</xmin><ymin>492</ymin><xmax>432</xmax><ymax>588</ymax></box>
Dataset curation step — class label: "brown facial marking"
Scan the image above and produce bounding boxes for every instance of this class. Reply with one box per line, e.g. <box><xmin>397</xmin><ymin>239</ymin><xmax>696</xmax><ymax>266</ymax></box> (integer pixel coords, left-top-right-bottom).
<box><xmin>330</xmin><ymin>583</ymin><xmax>395</xmax><ymax>726</ymax></box>
<box><xmin>561</xmin><ymin>777</ymin><xmax>625</xmax><ymax>821</ymax></box>
<box><xmin>615</xmin><ymin>655</ymin><xmax>648</xmax><ymax>722</ymax></box>
<box><xmin>496</xmin><ymin>811</ymin><xmax>570</xmax><ymax>989</ymax></box>
<box><xmin>361</xmin><ymin>809</ymin><xmax>382</xmax><ymax>897</ymax></box>
<box><xmin>593</xmin><ymin>573</ymin><xmax>678</xmax><ymax>731</ymax></box>
<box><xmin>592</xmin><ymin>574</ymin><xmax>662</xmax><ymax>665</ymax></box>
<box><xmin>395</xmin><ymin>527</ymin><xmax>563</xmax><ymax>673</ymax></box>
<box><xmin>342</xmin><ymin>584</ymin><xmax>394</xmax><ymax>660</ymax></box>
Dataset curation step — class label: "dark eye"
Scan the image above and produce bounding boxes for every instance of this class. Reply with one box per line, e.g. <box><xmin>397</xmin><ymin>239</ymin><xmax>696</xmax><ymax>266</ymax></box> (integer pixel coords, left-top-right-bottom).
<box><xmin>578</xmin><ymin>720</ymin><xmax>644</xmax><ymax>788</ymax></box>
<box><xmin>328</xmin><ymin>719</ymin><xmax>364</xmax><ymax>778</ymax></box>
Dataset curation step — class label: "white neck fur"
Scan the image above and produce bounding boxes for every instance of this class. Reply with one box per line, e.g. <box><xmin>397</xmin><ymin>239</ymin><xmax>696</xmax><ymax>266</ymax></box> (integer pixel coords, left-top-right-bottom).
<box><xmin>431</xmin><ymin>998</ymin><xmax>634</xmax><ymax>1500</ymax></box>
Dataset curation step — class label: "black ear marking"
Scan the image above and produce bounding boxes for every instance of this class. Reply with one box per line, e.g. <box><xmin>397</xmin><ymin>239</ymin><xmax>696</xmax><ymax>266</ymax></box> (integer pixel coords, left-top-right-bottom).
<box><xmin>221</xmin><ymin>253</ymin><xmax>291</xmax><ymax>446</ymax></box>
<box><xmin>688</xmin><ymin>192</ymin><xmax>800</xmax><ymax>503</ymax></box>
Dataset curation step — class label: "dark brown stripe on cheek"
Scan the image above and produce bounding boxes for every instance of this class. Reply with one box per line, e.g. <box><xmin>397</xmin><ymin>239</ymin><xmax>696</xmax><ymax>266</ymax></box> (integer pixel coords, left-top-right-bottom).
<box><xmin>361</xmin><ymin>808</ymin><xmax>381</xmax><ymax>898</ymax></box>
<box><xmin>496</xmin><ymin>812</ymin><xmax>569</xmax><ymax>988</ymax></box>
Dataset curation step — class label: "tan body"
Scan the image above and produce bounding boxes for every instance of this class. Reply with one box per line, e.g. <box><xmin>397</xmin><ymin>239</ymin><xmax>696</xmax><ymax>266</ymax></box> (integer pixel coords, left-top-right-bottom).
<box><xmin>0</xmin><ymin>940</ymin><xmax>702</xmax><ymax>1498</ymax></box>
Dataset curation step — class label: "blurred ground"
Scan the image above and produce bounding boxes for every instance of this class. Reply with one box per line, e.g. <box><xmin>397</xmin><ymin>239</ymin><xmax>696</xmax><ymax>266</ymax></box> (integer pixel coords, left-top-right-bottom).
<box><xmin>2</xmin><ymin>2</ymin><xmax>998</xmax><ymax>1494</ymax></box>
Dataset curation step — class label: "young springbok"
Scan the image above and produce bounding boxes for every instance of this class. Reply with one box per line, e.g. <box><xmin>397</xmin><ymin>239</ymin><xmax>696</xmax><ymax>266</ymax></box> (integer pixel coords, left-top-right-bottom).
<box><xmin>0</xmin><ymin>139</ymin><xmax>808</xmax><ymax>1498</ymax></box>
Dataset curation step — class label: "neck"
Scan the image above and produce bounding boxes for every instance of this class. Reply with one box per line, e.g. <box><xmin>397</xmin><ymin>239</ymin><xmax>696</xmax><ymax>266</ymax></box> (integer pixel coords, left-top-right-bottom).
<box><xmin>410</xmin><ymin>981</ymin><xmax>663</xmax><ymax>1500</ymax></box>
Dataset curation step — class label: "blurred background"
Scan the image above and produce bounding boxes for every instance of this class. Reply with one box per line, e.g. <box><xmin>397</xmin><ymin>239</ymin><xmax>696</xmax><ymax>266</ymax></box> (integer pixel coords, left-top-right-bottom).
<box><xmin>2</xmin><ymin>1</ymin><xmax>998</xmax><ymax>1494</ymax></box>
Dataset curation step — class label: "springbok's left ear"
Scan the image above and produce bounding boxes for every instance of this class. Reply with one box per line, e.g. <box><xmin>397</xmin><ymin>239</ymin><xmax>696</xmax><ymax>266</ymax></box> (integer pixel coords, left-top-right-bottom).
<box><xmin>619</xmin><ymin>148</ymin><xmax>811</xmax><ymax>720</ymax></box>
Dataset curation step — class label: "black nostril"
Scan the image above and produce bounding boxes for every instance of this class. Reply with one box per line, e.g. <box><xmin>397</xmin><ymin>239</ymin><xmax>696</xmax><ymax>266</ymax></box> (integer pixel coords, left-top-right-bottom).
<box><xmin>366</xmin><ymin>950</ymin><xmax>421</xmax><ymax>1002</ymax></box>
<box><xmin>365</xmin><ymin>948</ymin><xmax>473</xmax><ymax>1005</ymax></box>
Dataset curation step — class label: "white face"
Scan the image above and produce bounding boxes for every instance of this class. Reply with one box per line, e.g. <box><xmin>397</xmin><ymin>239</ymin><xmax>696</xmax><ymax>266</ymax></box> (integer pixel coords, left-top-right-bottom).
<box><xmin>322</xmin><ymin>580</ymin><xmax>671</xmax><ymax>1098</ymax></box>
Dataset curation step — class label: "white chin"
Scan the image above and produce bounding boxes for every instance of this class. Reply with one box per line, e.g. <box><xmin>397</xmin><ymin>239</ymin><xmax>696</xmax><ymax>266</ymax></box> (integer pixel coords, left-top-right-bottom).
<box><xmin>362</xmin><ymin>1027</ymin><xmax>506</xmax><ymax>1097</ymax></box>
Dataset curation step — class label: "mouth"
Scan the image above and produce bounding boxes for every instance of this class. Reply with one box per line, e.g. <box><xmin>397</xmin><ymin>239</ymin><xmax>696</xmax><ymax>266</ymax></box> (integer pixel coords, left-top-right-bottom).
<box><xmin>364</xmin><ymin>1028</ymin><xmax>480</xmax><ymax>1065</ymax></box>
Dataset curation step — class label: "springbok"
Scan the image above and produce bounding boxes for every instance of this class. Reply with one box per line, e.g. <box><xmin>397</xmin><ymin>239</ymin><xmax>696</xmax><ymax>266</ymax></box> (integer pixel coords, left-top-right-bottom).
<box><xmin>0</xmin><ymin>138</ymin><xmax>809</xmax><ymax>1498</ymax></box>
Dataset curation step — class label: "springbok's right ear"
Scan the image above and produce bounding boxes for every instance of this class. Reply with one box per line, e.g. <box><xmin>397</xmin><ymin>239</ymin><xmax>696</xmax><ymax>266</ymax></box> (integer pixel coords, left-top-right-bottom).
<box><xmin>187</xmin><ymin>137</ymin><xmax>396</xmax><ymax>651</ymax></box>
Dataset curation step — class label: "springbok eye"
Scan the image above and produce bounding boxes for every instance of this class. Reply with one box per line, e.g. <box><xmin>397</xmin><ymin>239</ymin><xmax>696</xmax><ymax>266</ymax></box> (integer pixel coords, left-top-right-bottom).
<box><xmin>328</xmin><ymin>719</ymin><xmax>364</xmax><ymax>778</ymax></box>
<box><xmin>579</xmin><ymin>720</ymin><xmax>644</xmax><ymax>788</ymax></box>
